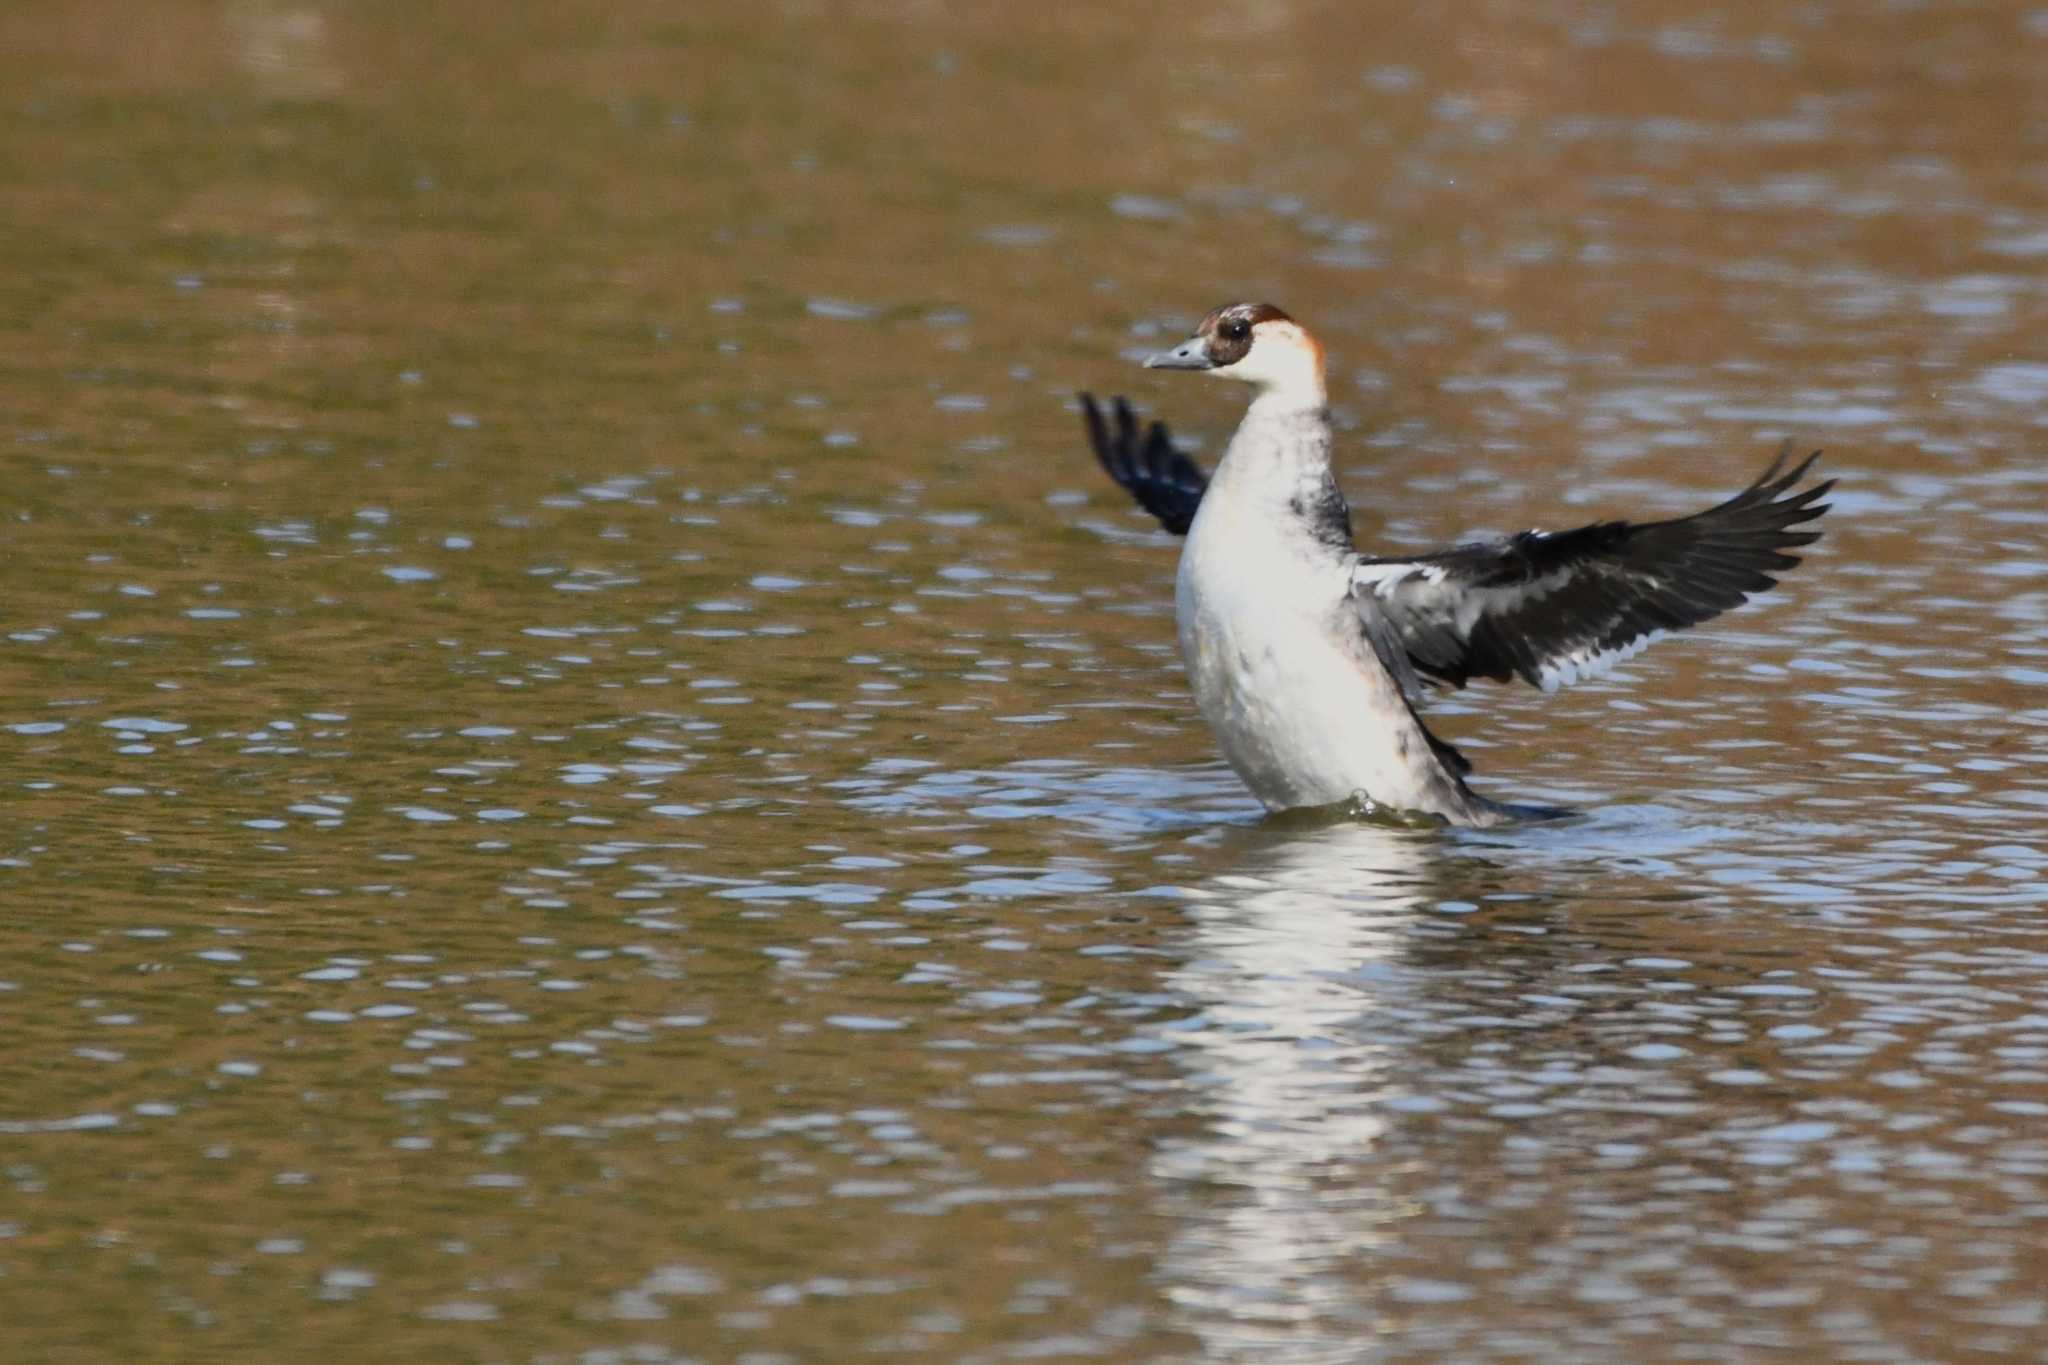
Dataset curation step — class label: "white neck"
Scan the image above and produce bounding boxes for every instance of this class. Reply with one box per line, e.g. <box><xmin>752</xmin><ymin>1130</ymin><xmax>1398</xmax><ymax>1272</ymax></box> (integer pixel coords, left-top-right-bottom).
<box><xmin>1245</xmin><ymin>383</ymin><xmax>1328</xmax><ymax>420</ymax></box>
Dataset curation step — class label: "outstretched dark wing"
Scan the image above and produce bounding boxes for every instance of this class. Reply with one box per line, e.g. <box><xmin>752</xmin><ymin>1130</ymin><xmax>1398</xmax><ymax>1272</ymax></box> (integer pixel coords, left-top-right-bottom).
<box><xmin>1079</xmin><ymin>393</ymin><xmax>1209</xmax><ymax>536</ymax></box>
<box><xmin>1352</xmin><ymin>447</ymin><xmax>1833</xmax><ymax>691</ymax></box>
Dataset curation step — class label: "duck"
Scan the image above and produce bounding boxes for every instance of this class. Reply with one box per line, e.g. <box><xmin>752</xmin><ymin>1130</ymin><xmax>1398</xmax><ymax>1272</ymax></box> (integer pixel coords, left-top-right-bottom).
<box><xmin>1079</xmin><ymin>301</ymin><xmax>1832</xmax><ymax>825</ymax></box>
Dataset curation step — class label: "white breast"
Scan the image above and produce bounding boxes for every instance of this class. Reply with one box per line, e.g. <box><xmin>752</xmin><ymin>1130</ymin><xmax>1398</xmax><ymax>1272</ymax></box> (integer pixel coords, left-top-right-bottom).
<box><xmin>1175</xmin><ymin>493</ymin><xmax>1442</xmax><ymax>812</ymax></box>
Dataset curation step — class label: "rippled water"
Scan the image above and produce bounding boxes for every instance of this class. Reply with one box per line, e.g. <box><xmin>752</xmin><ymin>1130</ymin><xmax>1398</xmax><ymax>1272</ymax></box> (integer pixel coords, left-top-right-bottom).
<box><xmin>3</xmin><ymin>1</ymin><xmax>2047</xmax><ymax>1360</ymax></box>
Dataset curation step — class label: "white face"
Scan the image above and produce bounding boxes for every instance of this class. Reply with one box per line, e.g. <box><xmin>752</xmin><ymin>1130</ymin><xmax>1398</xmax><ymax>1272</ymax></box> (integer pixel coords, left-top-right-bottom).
<box><xmin>1210</xmin><ymin>320</ymin><xmax>1323</xmax><ymax>401</ymax></box>
<box><xmin>1145</xmin><ymin>303</ymin><xmax>1327</xmax><ymax>410</ymax></box>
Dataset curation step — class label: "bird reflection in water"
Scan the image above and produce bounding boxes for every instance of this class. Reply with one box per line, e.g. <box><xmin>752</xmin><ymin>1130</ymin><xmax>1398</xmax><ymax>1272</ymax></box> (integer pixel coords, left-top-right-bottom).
<box><xmin>1148</xmin><ymin>820</ymin><xmax>1499</xmax><ymax>1360</ymax></box>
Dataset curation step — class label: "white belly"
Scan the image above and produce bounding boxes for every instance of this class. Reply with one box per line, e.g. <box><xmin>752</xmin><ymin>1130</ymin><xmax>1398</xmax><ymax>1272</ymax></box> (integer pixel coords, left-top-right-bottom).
<box><xmin>1174</xmin><ymin>509</ymin><xmax>1459</xmax><ymax>814</ymax></box>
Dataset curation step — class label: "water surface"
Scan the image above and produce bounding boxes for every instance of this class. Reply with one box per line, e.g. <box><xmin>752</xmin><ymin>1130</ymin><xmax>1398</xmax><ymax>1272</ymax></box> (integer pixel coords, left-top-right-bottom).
<box><xmin>3</xmin><ymin>1</ymin><xmax>2047</xmax><ymax>1360</ymax></box>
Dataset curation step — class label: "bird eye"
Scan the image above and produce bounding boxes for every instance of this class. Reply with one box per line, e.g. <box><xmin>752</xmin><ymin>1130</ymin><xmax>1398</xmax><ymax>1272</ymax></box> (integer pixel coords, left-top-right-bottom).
<box><xmin>1219</xmin><ymin>318</ymin><xmax>1250</xmax><ymax>342</ymax></box>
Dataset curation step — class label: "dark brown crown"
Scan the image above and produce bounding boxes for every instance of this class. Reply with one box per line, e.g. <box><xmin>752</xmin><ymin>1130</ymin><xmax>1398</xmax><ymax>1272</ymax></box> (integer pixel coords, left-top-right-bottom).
<box><xmin>1196</xmin><ymin>302</ymin><xmax>1293</xmax><ymax>367</ymax></box>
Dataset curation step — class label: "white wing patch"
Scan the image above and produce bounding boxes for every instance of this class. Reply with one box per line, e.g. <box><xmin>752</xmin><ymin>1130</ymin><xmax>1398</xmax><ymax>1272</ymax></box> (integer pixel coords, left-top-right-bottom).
<box><xmin>1535</xmin><ymin>629</ymin><xmax>1665</xmax><ymax>693</ymax></box>
<box><xmin>1352</xmin><ymin>561</ymin><xmax>1420</xmax><ymax>595</ymax></box>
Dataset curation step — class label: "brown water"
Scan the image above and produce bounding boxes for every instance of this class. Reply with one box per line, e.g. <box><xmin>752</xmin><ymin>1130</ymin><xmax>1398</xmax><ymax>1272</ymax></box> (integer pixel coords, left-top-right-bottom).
<box><xmin>3</xmin><ymin>2</ymin><xmax>2046</xmax><ymax>1360</ymax></box>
